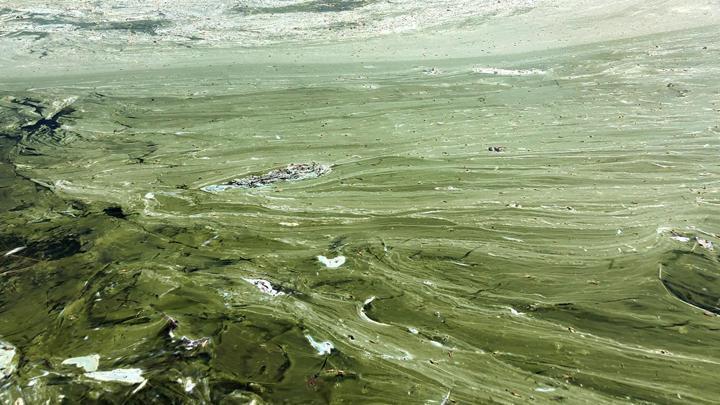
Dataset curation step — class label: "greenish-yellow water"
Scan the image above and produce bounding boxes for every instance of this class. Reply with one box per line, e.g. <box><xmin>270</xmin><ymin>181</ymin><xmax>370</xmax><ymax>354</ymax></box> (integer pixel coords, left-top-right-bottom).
<box><xmin>1</xmin><ymin>1</ymin><xmax>720</xmax><ymax>403</ymax></box>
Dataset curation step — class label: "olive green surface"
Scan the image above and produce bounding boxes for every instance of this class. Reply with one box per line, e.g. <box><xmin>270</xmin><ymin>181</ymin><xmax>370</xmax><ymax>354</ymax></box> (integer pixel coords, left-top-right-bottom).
<box><xmin>1</xmin><ymin>2</ymin><xmax>719</xmax><ymax>404</ymax></box>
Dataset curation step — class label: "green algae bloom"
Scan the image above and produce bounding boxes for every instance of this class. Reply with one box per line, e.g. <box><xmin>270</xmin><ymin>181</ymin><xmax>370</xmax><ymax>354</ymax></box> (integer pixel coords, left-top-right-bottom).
<box><xmin>1</xmin><ymin>1</ymin><xmax>720</xmax><ymax>403</ymax></box>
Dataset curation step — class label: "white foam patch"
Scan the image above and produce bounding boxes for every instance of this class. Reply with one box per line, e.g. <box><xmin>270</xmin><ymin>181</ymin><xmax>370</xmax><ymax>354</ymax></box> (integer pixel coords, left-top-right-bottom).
<box><xmin>85</xmin><ymin>368</ymin><xmax>145</xmax><ymax>384</ymax></box>
<box><xmin>472</xmin><ymin>67</ymin><xmax>546</xmax><ymax>76</ymax></box>
<box><xmin>317</xmin><ymin>255</ymin><xmax>346</xmax><ymax>269</ymax></box>
<box><xmin>305</xmin><ymin>335</ymin><xmax>334</xmax><ymax>355</ymax></box>
<box><xmin>177</xmin><ymin>377</ymin><xmax>196</xmax><ymax>393</ymax></box>
<box><xmin>62</xmin><ymin>354</ymin><xmax>100</xmax><ymax>372</ymax></box>
<box><xmin>0</xmin><ymin>340</ymin><xmax>17</xmax><ymax>379</ymax></box>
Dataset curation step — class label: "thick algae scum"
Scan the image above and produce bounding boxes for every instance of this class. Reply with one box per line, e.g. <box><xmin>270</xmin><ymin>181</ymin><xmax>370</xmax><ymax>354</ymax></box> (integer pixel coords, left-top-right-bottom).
<box><xmin>1</xmin><ymin>1</ymin><xmax>720</xmax><ymax>404</ymax></box>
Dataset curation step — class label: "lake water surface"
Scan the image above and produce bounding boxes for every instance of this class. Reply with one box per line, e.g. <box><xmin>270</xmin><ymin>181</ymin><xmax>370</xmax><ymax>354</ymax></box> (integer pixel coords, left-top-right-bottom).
<box><xmin>1</xmin><ymin>1</ymin><xmax>719</xmax><ymax>403</ymax></box>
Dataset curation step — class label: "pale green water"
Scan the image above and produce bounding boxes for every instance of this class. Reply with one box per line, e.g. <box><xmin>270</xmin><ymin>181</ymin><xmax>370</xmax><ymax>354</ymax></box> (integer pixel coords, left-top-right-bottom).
<box><xmin>1</xmin><ymin>1</ymin><xmax>720</xmax><ymax>404</ymax></box>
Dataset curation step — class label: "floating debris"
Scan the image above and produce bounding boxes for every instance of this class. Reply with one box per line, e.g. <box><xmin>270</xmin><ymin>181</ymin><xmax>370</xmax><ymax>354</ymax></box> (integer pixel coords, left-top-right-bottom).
<box><xmin>305</xmin><ymin>335</ymin><xmax>334</xmax><ymax>355</ymax></box>
<box><xmin>317</xmin><ymin>255</ymin><xmax>346</xmax><ymax>269</ymax></box>
<box><xmin>670</xmin><ymin>231</ymin><xmax>691</xmax><ymax>242</ymax></box>
<box><xmin>62</xmin><ymin>354</ymin><xmax>100</xmax><ymax>372</ymax></box>
<box><xmin>319</xmin><ymin>368</ymin><xmax>359</xmax><ymax>379</ymax></box>
<box><xmin>243</xmin><ymin>278</ymin><xmax>285</xmax><ymax>297</ymax></box>
<box><xmin>407</xmin><ymin>327</ymin><xmax>419</xmax><ymax>335</ymax></box>
<box><xmin>3</xmin><ymin>247</ymin><xmax>26</xmax><ymax>257</ymax></box>
<box><xmin>202</xmin><ymin>162</ymin><xmax>331</xmax><ymax>192</ymax></box>
<box><xmin>535</xmin><ymin>387</ymin><xmax>556</xmax><ymax>393</ymax></box>
<box><xmin>472</xmin><ymin>67</ymin><xmax>546</xmax><ymax>76</ymax></box>
<box><xmin>660</xmin><ymin>229</ymin><xmax>713</xmax><ymax>247</ymax></box>
<box><xmin>176</xmin><ymin>336</ymin><xmax>211</xmax><ymax>351</ymax></box>
<box><xmin>696</xmin><ymin>237</ymin><xmax>714</xmax><ymax>251</ymax></box>
<box><xmin>85</xmin><ymin>368</ymin><xmax>145</xmax><ymax>384</ymax></box>
<box><xmin>423</xmin><ymin>67</ymin><xmax>442</xmax><ymax>75</ymax></box>
<box><xmin>1</xmin><ymin>340</ymin><xmax>17</xmax><ymax>379</ymax></box>
<box><xmin>488</xmin><ymin>146</ymin><xmax>505</xmax><ymax>152</ymax></box>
